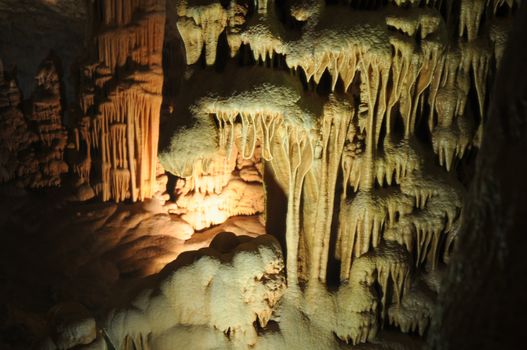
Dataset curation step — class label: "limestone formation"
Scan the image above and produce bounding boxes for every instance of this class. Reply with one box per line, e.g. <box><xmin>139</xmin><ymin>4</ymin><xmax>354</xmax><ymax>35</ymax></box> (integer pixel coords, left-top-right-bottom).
<box><xmin>158</xmin><ymin>0</ymin><xmax>519</xmax><ymax>345</ymax></box>
<box><xmin>25</xmin><ymin>55</ymin><xmax>69</xmax><ymax>188</ymax></box>
<box><xmin>0</xmin><ymin>59</ymin><xmax>38</xmax><ymax>183</ymax></box>
<box><xmin>74</xmin><ymin>0</ymin><xmax>166</xmax><ymax>202</ymax></box>
<box><xmin>170</xmin><ymin>137</ymin><xmax>264</xmax><ymax>230</ymax></box>
<box><xmin>0</xmin><ymin>0</ymin><xmax>522</xmax><ymax>349</ymax></box>
<box><xmin>0</xmin><ymin>55</ymin><xmax>69</xmax><ymax>189</ymax></box>
<box><xmin>103</xmin><ymin>233</ymin><xmax>286</xmax><ymax>348</ymax></box>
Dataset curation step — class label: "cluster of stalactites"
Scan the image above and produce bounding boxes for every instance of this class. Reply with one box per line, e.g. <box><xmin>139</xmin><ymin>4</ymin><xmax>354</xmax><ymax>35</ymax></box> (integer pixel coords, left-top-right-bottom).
<box><xmin>429</xmin><ymin>7</ymin><xmax>501</xmax><ymax>172</ymax></box>
<box><xmin>333</xmin><ymin>241</ymin><xmax>410</xmax><ymax>345</ymax></box>
<box><xmin>97</xmin><ymin>0</ymin><xmax>142</xmax><ymax>26</ymax></box>
<box><xmin>85</xmin><ymin>88</ymin><xmax>162</xmax><ymax>202</ymax></box>
<box><xmin>171</xmin><ymin>133</ymin><xmax>265</xmax><ymax>231</ymax></box>
<box><xmin>168</xmin><ymin>0</ymin><xmax>517</xmax><ymax>344</ymax></box>
<box><xmin>96</xmin><ymin>0</ymin><xmax>166</xmax><ymax>28</ymax></box>
<box><xmin>166</xmin><ymin>99</ymin><xmax>314</xmax><ymax>284</ymax></box>
<box><xmin>227</xmin><ymin>0</ymin><xmax>288</xmax><ymax>63</ymax></box>
<box><xmin>76</xmin><ymin>0</ymin><xmax>166</xmax><ymax>202</ymax></box>
<box><xmin>97</xmin><ymin>5</ymin><xmax>165</xmax><ymax>71</ymax></box>
<box><xmin>215</xmin><ymin>110</ymin><xmax>284</xmax><ymax>163</ymax></box>
<box><xmin>460</xmin><ymin>0</ymin><xmax>520</xmax><ymax>42</ymax></box>
<box><xmin>176</xmin><ymin>0</ymin><xmax>247</xmax><ymax>65</ymax></box>
<box><xmin>172</xmin><ymin>107</ymin><xmax>306</xmax><ymax>191</ymax></box>
<box><xmin>336</xmin><ymin>137</ymin><xmax>463</xmax><ymax>280</ymax></box>
<box><xmin>174</xmin><ymin>0</ymin><xmax>494</xmax><ymax>173</ymax></box>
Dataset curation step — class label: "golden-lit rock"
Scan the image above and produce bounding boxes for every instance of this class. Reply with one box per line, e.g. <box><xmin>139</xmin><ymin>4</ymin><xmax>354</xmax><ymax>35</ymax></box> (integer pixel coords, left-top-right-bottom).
<box><xmin>74</xmin><ymin>0</ymin><xmax>166</xmax><ymax>202</ymax></box>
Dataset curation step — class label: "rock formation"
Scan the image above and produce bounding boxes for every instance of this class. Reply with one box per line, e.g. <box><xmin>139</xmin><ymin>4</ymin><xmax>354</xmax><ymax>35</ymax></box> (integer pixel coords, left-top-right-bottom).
<box><xmin>0</xmin><ymin>0</ymin><xmax>523</xmax><ymax>349</ymax></box>
<box><xmin>74</xmin><ymin>0</ymin><xmax>166</xmax><ymax>202</ymax></box>
<box><xmin>0</xmin><ymin>55</ymin><xmax>69</xmax><ymax>189</ymax></box>
<box><xmin>103</xmin><ymin>233</ymin><xmax>285</xmax><ymax>349</ymax></box>
<box><xmin>158</xmin><ymin>0</ymin><xmax>520</xmax><ymax>345</ymax></box>
<box><xmin>25</xmin><ymin>55</ymin><xmax>69</xmax><ymax>188</ymax></box>
<box><xmin>0</xmin><ymin>59</ymin><xmax>37</xmax><ymax>183</ymax></box>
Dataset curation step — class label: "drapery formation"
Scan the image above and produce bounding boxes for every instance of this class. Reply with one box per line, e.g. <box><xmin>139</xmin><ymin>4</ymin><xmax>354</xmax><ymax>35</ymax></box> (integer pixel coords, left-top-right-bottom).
<box><xmin>74</xmin><ymin>0</ymin><xmax>166</xmax><ymax>202</ymax></box>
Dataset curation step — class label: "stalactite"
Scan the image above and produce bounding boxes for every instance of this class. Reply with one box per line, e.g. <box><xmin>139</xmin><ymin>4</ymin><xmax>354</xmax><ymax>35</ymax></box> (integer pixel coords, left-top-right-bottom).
<box><xmin>387</xmin><ymin>273</ymin><xmax>437</xmax><ymax>336</ymax></box>
<box><xmin>308</xmin><ymin>96</ymin><xmax>354</xmax><ymax>283</ymax></box>
<box><xmin>334</xmin><ymin>253</ymin><xmax>380</xmax><ymax>345</ymax></box>
<box><xmin>161</xmin><ymin>0</ymin><xmax>514</xmax><ymax>345</ymax></box>
<box><xmin>76</xmin><ymin>0</ymin><xmax>165</xmax><ymax>202</ymax></box>
<box><xmin>176</xmin><ymin>17</ymin><xmax>205</xmax><ymax>65</ymax></box>
<box><xmin>176</xmin><ymin>1</ymin><xmax>248</xmax><ymax>65</ymax></box>
<box><xmin>278</xmin><ymin>127</ymin><xmax>313</xmax><ymax>286</ymax></box>
<box><xmin>459</xmin><ymin>0</ymin><xmax>485</xmax><ymax>41</ymax></box>
<box><xmin>374</xmin><ymin>242</ymin><xmax>411</xmax><ymax>321</ymax></box>
<box><xmin>231</xmin><ymin>0</ymin><xmax>286</xmax><ymax>63</ymax></box>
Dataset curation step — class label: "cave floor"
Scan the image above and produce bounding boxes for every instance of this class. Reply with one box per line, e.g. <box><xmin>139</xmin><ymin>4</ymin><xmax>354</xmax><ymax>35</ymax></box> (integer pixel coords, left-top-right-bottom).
<box><xmin>0</xmin><ymin>185</ymin><xmax>425</xmax><ymax>350</ymax></box>
<box><xmin>0</xmin><ymin>184</ymin><xmax>265</xmax><ymax>347</ymax></box>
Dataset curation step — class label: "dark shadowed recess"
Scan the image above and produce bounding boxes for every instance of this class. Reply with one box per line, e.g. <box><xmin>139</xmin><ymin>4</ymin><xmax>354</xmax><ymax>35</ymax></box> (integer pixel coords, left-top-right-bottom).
<box><xmin>428</xmin><ymin>4</ymin><xmax>527</xmax><ymax>349</ymax></box>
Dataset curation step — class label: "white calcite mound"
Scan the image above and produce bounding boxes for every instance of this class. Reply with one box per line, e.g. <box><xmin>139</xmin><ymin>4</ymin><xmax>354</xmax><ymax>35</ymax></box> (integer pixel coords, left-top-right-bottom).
<box><xmin>102</xmin><ymin>233</ymin><xmax>286</xmax><ymax>349</ymax></box>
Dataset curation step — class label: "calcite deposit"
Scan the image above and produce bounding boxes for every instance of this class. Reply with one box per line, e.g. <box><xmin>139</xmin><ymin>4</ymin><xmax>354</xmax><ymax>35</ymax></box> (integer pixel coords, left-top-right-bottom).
<box><xmin>0</xmin><ymin>59</ymin><xmax>36</xmax><ymax>183</ymax></box>
<box><xmin>161</xmin><ymin>0</ymin><xmax>518</xmax><ymax>346</ymax></box>
<box><xmin>0</xmin><ymin>0</ymin><xmax>522</xmax><ymax>349</ymax></box>
<box><xmin>74</xmin><ymin>0</ymin><xmax>166</xmax><ymax>202</ymax></box>
<box><xmin>0</xmin><ymin>55</ymin><xmax>68</xmax><ymax>188</ymax></box>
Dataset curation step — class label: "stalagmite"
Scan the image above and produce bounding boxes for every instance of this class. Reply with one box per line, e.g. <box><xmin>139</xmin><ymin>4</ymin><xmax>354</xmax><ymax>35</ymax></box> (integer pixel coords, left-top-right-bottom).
<box><xmin>0</xmin><ymin>61</ymin><xmax>39</xmax><ymax>184</ymax></box>
<box><xmin>0</xmin><ymin>55</ymin><xmax>73</xmax><ymax>191</ymax></box>
<box><xmin>103</xmin><ymin>234</ymin><xmax>286</xmax><ymax>348</ymax></box>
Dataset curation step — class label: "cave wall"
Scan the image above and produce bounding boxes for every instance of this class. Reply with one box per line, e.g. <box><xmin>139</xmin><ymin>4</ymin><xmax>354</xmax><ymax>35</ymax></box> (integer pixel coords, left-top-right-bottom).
<box><xmin>0</xmin><ymin>0</ymin><xmax>87</xmax><ymax>107</ymax></box>
<box><xmin>428</xmin><ymin>4</ymin><xmax>527</xmax><ymax>349</ymax></box>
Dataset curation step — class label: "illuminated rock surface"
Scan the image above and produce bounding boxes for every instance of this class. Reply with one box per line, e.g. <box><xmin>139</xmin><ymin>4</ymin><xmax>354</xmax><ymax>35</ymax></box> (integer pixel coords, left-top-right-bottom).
<box><xmin>0</xmin><ymin>0</ymin><xmax>524</xmax><ymax>349</ymax></box>
<box><xmin>74</xmin><ymin>0</ymin><xmax>166</xmax><ymax>202</ymax></box>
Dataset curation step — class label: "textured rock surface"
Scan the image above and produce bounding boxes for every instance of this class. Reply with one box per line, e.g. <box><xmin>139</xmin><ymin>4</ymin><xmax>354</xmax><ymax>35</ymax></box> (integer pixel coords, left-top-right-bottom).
<box><xmin>0</xmin><ymin>0</ymin><xmax>524</xmax><ymax>349</ymax></box>
<box><xmin>0</xmin><ymin>60</ymin><xmax>37</xmax><ymax>183</ymax></box>
<box><xmin>0</xmin><ymin>55</ymin><xmax>68</xmax><ymax>188</ymax></box>
<box><xmin>104</xmin><ymin>233</ymin><xmax>286</xmax><ymax>348</ymax></box>
<box><xmin>73</xmin><ymin>0</ymin><xmax>166</xmax><ymax>202</ymax></box>
<box><xmin>428</xmin><ymin>4</ymin><xmax>527</xmax><ymax>349</ymax></box>
<box><xmin>159</xmin><ymin>0</ymin><xmax>519</xmax><ymax>346</ymax></box>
